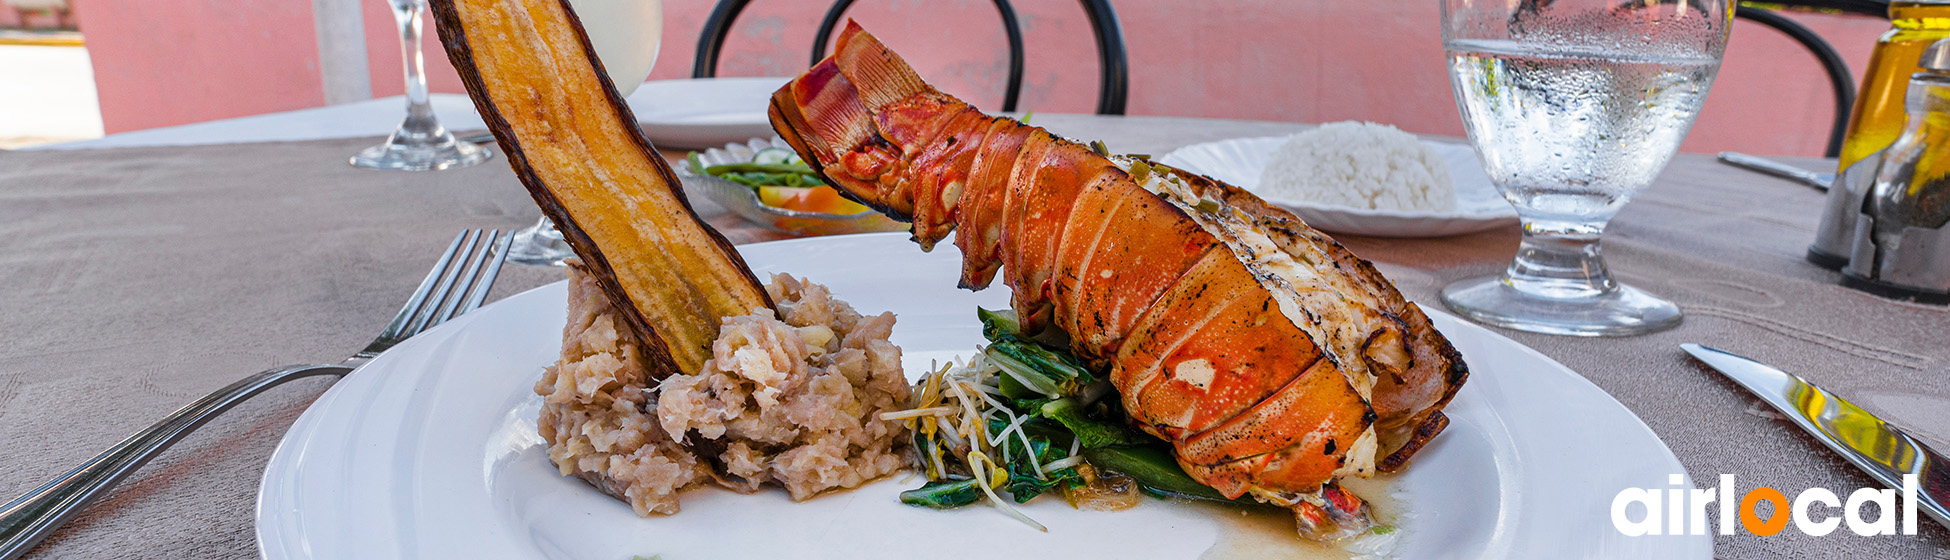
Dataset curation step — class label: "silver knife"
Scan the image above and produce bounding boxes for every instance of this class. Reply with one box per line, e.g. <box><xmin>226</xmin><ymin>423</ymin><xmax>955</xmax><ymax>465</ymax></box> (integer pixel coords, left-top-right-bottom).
<box><xmin>1715</xmin><ymin>152</ymin><xmax>1833</xmax><ymax>191</ymax></box>
<box><xmin>1682</xmin><ymin>343</ymin><xmax>1948</xmax><ymax>530</ymax></box>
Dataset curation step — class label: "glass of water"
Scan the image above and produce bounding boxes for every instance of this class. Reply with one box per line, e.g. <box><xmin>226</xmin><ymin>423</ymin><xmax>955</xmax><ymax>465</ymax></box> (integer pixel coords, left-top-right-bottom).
<box><xmin>352</xmin><ymin>0</ymin><xmax>490</xmax><ymax>171</ymax></box>
<box><xmin>1438</xmin><ymin>0</ymin><xmax>1730</xmax><ymax>336</ymax></box>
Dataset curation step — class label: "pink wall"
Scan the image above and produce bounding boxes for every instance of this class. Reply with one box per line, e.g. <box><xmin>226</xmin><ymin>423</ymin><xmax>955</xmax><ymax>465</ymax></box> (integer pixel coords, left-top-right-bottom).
<box><xmin>653</xmin><ymin>0</ymin><xmax>1102</xmax><ymax>110</ymax></box>
<box><xmin>74</xmin><ymin>0</ymin><xmax>1891</xmax><ymax>156</ymax></box>
<box><xmin>361</xmin><ymin>0</ymin><xmax>466</xmax><ymax>98</ymax></box>
<box><xmin>1707</xmin><ymin>12</ymin><xmax>1887</xmax><ymax>155</ymax></box>
<box><xmin>74</xmin><ymin>0</ymin><xmax>324</xmax><ymax>134</ymax></box>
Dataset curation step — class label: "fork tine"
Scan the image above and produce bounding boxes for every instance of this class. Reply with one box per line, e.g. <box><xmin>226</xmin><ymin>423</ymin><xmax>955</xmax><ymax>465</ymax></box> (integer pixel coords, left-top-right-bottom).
<box><xmin>374</xmin><ymin>230</ymin><xmax>468</xmax><ymax>342</ymax></box>
<box><xmin>431</xmin><ymin>229</ymin><xmax>499</xmax><ymax>325</ymax></box>
<box><xmin>405</xmin><ymin>228</ymin><xmax>481</xmax><ymax>336</ymax></box>
<box><xmin>457</xmin><ymin>231</ymin><xmax>513</xmax><ymax>317</ymax></box>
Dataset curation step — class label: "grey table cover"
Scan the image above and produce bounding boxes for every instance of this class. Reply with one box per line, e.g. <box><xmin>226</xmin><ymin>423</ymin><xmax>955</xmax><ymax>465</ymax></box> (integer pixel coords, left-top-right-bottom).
<box><xmin>1</xmin><ymin>115</ymin><xmax>1944</xmax><ymax>559</ymax></box>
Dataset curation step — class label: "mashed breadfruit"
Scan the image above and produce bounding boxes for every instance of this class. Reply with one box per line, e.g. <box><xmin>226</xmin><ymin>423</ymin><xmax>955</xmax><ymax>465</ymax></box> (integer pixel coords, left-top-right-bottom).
<box><xmin>536</xmin><ymin>265</ymin><xmax>910</xmax><ymax>515</ymax></box>
<box><xmin>658</xmin><ymin>274</ymin><xmax>911</xmax><ymax>500</ymax></box>
<box><xmin>534</xmin><ymin>263</ymin><xmax>709</xmax><ymax>516</ymax></box>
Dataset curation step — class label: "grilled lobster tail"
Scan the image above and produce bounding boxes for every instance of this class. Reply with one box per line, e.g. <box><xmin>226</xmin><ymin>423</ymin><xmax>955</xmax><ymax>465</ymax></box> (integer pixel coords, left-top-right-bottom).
<box><xmin>770</xmin><ymin>22</ymin><xmax>1467</xmax><ymax>498</ymax></box>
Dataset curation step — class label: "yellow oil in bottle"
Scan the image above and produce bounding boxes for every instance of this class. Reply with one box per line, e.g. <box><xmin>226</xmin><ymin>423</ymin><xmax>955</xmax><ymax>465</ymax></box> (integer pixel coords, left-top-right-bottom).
<box><xmin>1841</xmin><ymin>3</ymin><xmax>1950</xmax><ymax>170</ymax></box>
<box><xmin>1813</xmin><ymin>2</ymin><xmax>1950</xmax><ymax>266</ymax></box>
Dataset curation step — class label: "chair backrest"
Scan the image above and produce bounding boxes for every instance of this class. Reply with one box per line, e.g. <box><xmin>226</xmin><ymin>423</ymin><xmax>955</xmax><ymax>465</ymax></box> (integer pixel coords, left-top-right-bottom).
<box><xmin>1737</xmin><ymin>0</ymin><xmax>1891</xmax><ymax>157</ymax></box>
<box><xmin>1734</xmin><ymin>6</ymin><xmax>1860</xmax><ymax>157</ymax></box>
<box><xmin>1789</xmin><ymin>0</ymin><xmax>1888</xmax><ymax>17</ymax></box>
<box><xmin>691</xmin><ymin>0</ymin><xmax>1129</xmax><ymax>115</ymax></box>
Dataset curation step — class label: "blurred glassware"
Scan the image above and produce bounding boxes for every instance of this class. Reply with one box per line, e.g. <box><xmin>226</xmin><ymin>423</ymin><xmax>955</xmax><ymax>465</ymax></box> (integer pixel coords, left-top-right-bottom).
<box><xmin>351</xmin><ymin>0</ymin><xmax>491</xmax><ymax>171</ymax></box>
<box><xmin>1438</xmin><ymin>0</ymin><xmax>1730</xmax><ymax>336</ymax></box>
<box><xmin>506</xmin><ymin>0</ymin><xmax>665</xmax><ymax>266</ymax></box>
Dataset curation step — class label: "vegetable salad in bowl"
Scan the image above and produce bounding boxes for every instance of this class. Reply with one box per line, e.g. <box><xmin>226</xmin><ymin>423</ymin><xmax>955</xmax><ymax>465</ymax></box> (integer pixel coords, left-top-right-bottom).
<box><xmin>677</xmin><ymin>138</ymin><xmax>908</xmax><ymax>236</ymax></box>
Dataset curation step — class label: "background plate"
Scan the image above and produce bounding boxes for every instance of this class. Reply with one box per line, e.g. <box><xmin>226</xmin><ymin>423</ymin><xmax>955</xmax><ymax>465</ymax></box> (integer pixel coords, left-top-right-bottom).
<box><xmin>257</xmin><ymin>233</ymin><xmax>1706</xmax><ymax>559</ymax></box>
<box><xmin>675</xmin><ymin>137</ymin><xmax>908</xmax><ymax>236</ymax></box>
<box><xmin>1160</xmin><ymin>136</ymin><xmax>1518</xmax><ymax>238</ymax></box>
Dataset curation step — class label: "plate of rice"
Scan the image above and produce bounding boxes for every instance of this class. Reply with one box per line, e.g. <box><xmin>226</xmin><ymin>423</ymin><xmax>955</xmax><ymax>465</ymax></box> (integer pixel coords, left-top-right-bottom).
<box><xmin>1159</xmin><ymin>122</ymin><xmax>1517</xmax><ymax>238</ymax></box>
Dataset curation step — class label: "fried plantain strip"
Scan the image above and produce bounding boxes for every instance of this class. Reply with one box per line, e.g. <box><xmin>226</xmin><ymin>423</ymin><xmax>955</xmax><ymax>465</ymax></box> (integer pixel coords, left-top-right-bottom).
<box><xmin>427</xmin><ymin>0</ymin><xmax>770</xmax><ymax>376</ymax></box>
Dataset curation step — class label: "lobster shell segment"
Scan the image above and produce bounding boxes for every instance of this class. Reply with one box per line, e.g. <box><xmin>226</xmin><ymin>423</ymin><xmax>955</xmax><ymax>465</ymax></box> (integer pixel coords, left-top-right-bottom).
<box><xmin>770</xmin><ymin>21</ymin><xmax>1467</xmax><ymax>498</ymax></box>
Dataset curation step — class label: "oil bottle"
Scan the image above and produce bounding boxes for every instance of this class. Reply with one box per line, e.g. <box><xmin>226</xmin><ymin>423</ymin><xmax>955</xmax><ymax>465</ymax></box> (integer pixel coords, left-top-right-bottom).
<box><xmin>1843</xmin><ymin>39</ymin><xmax>1950</xmax><ymax>301</ymax></box>
<box><xmin>1810</xmin><ymin>1</ymin><xmax>1950</xmax><ymax>268</ymax></box>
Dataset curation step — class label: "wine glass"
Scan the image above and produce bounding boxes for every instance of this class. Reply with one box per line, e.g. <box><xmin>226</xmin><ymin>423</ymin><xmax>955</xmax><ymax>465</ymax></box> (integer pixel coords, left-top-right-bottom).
<box><xmin>507</xmin><ymin>0</ymin><xmax>666</xmax><ymax>266</ymax></box>
<box><xmin>1438</xmin><ymin>0</ymin><xmax>1730</xmax><ymax>336</ymax></box>
<box><xmin>352</xmin><ymin>0</ymin><xmax>491</xmax><ymax>171</ymax></box>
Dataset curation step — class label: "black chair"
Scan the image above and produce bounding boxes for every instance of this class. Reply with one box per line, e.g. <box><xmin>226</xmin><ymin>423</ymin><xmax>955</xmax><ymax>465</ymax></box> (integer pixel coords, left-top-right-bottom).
<box><xmin>1735</xmin><ymin>0</ymin><xmax>1889</xmax><ymax>157</ymax></box>
<box><xmin>691</xmin><ymin>0</ymin><xmax>1129</xmax><ymax>115</ymax></box>
<box><xmin>1769</xmin><ymin>0</ymin><xmax>1888</xmax><ymax>17</ymax></box>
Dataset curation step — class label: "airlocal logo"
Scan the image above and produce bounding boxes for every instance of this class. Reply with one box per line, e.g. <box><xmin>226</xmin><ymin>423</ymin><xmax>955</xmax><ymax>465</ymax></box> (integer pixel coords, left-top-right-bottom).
<box><xmin>1612</xmin><ymin>474</ymin><xmax>1923</xmax><ymax>536</ymax></box>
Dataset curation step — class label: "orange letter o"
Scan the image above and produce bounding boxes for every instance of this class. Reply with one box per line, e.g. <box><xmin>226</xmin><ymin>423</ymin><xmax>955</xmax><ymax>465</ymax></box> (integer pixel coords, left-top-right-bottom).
<box><xmin>1741</xmin><ymin>488</ymin><xmax>1790</xmax><ymax>536</ymax></box>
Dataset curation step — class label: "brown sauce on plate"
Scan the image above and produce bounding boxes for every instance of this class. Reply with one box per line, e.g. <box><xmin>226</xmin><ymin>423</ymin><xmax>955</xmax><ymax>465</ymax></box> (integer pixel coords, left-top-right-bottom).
<box><xmin>1193</xmin><ymin>475</ymin><xmax>1403</xmax><ymax>560</ymax></box>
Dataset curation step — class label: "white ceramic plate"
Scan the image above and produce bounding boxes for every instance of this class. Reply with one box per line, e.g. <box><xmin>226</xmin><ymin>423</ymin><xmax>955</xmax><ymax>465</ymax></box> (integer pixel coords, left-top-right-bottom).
<box><xmin>1160</xmin><ymin>136</ymin><xmax>1519</xmax><ymax>238</ymax></box>
<box><xmin>257</xmin><ymin>233</ymin><xmax>1707</xmax><ymax>560</ymax></box>
<box><xmin>627</xmin><ymin>77</ymin><xmax>791</xmax><ymax>149</ymax></box>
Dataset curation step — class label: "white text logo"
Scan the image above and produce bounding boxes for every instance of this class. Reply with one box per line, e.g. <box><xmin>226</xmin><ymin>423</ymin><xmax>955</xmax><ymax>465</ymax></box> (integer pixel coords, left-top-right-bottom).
<box><xmin>1611</xmin><ymin>474</ymin><xmax>1921</xmax><ymax>536</ymax></box>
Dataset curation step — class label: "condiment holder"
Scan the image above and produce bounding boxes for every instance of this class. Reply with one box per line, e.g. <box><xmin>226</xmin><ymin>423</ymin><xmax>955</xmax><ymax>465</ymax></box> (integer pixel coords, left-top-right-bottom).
<box><xmin>1841</xmin><ymin>39</ymin><xmax>1950</xmax><ymax>303</ymax></box>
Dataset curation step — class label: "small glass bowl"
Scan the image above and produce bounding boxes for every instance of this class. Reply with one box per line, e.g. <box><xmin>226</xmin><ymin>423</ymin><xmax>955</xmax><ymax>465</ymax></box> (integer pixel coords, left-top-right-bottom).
<box><xmin>676</xmin><ymin>138</ymin><xmax>909</xmax><ymax>237</ymax></box>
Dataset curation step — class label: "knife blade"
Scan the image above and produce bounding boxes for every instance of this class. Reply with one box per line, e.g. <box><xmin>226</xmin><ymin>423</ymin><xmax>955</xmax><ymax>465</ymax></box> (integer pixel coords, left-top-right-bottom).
<box><xmin>1682</xmin><ymin>343</ymin><xmax>1949</xmax><ymax>530</ymax></box>
<box><xmin>1715</xmin><ymin>152</ymin><xmax>1833</xmax><ymax>191</ymax></box>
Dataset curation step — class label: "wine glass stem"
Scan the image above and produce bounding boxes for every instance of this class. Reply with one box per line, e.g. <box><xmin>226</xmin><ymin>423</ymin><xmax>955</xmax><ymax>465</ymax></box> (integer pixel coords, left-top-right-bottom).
<box><xmin>391</xmin><ymin>0</ymin><xmax>439</xmax><ymax>137</ymax></box>
<box><xmin>1504</xmin><ymin>217</ymin><xmax>1616</xmax><ymax>300</ymax></box>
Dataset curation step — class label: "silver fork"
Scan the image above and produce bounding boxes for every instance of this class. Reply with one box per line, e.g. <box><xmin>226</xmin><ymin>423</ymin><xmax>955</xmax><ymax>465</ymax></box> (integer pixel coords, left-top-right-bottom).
<box><xmin>0</xmin><ymin>228</ymin><xmax>514</xmax><ymax>560</ymax></box>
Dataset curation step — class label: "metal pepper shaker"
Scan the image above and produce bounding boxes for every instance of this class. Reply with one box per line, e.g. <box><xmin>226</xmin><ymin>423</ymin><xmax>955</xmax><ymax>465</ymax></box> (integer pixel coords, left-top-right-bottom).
<box><xmin>1843</xmin><ymin>39</ymin><xmax>1950</xmax><ymax>303</ymax></box>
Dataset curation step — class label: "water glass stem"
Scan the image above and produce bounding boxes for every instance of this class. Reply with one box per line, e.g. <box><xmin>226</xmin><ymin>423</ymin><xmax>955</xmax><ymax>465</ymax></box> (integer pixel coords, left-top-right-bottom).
<box><xmin>391</xmin><ymin>0</ymin><xmax>438</xmax><ymax>139</ymax></box>
<box><xmin>349</xmin><ymin>0</ymin><xmax>487</xmax><ymax>170</ymax></box>
<box><xmin>1504</xmin><ymin>217</ymin><xmax>1615</xmax><ymax>301</ymax></box>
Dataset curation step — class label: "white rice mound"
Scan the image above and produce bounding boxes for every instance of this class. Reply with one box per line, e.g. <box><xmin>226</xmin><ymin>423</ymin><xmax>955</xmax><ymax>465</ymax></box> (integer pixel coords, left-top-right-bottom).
<box><xmin>1257</xmin><ymin>121</ymin><xmax>1457</xmax><ymax>212</ymax></box>
<box><xmin>536</xmin><ymin>265</ymin><xmax>910</xmax><ymax>515</ymax></box>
